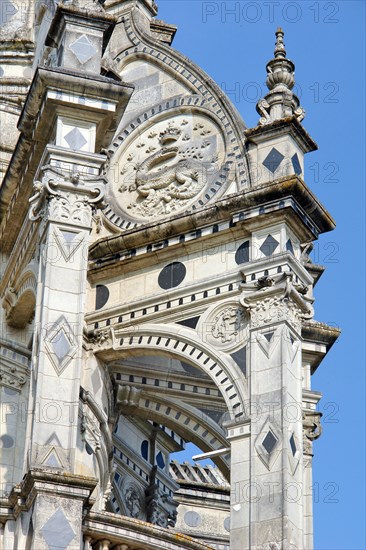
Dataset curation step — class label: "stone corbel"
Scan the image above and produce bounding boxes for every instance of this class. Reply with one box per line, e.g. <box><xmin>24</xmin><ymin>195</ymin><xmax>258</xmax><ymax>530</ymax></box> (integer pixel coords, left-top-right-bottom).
<box><xmin>239</xmin><ymin>272</ymin><xmax>314</xmax><ymax>331</ymax></box>
<box><xmin>303</xmin><ymin>410</ymin><xmax>322</xmax><ymax>456</ymax></box>
<box><xmin>2</xmin><ymin>262</ymin><xmax>38</xmax><ymax>328</ymax></box>
<box><xmin>28</xmin><ymin>166</ymin><xmax>106</xmax><ymax>226</ymax></box>
<box><xmin>116</xmin><ymin>385</ymin><xmax>141</xmax><ymax>409</ymax></box>
<box><xmin>85</xmin><ymin>327</ymin><xmax>113</xmax><ymax>351</ymax></box>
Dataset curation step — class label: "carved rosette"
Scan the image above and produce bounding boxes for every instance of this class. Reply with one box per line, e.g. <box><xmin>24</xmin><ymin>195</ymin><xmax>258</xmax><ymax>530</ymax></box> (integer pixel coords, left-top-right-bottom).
<box><xmin>28</xmin><ymin>166</ymin><xmax>106</xmax><ymax>228</ymax></box>
<box><xmin>240</xmin><ymin>273</ymin><xmax>314</xmax><ymax>333</ymax></box>
<box><xmin>303</xmin><ymin>411</ymin><xmax>322</xmax><ymax>456</ymax></box>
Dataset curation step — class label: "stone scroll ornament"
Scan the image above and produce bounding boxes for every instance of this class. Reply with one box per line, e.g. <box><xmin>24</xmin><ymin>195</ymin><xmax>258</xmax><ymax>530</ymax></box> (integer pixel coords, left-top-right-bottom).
<box><xmin>239</xmin><ymin>273</ymin><xmax>314</xmax><ymax>332</ymax></box>
<box><xmin>28</xmin><ymin>167</ymin><xmax>106</xmax><ymax>226</ymax></box>
<box><xmin>109</xmin><ymin>114</ymin><xmax>225</xmax><ymax>222</ymax></box>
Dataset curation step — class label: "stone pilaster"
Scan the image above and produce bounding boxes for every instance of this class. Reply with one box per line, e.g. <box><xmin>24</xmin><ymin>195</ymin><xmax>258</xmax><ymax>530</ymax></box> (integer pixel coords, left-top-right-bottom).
<box><xmin>10</xmin><ymin>470</ymin><xmax>96</xmax><ymax>549</ymax></box>
<box><xmin>25</xmin><ymin>166</ymin><xmax>105</xmax><ymax>474</ymax></box>
<box><xmin>302</xmin><ymin>410</ymin><xmax>322</xmax><ymax>550</ymax></box>
<box><xmin>228</xmin><ymin>272</ymin><xmax>313</xmax><ymax>549</ymax></box>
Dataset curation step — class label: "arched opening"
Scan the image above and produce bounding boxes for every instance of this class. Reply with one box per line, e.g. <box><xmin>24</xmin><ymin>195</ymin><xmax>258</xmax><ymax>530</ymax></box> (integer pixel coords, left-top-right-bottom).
<box><xmin>95</xmin><ymin>324</ymin><xmax>246</xmax><ymax>549</ymax></box>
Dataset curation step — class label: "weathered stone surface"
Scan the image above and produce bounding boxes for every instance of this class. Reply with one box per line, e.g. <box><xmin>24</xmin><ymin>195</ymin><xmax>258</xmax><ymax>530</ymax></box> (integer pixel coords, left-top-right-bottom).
<box><xmin>0</xmin><ymin>2</ymin><xmax>338</xmax><ymax>550</ymax></box>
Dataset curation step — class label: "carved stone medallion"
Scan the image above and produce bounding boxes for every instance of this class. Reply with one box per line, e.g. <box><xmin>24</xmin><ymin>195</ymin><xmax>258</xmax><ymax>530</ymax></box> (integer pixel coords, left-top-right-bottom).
<box><xmin>107</xmin><ymin>112</ymin><xmax>226</xmax><ymax>224</ymax></box>
<box><xmin>120</xmin><ymin>477</ymin><xmax>145</xmax><ymax>520</ymax></box>
<box><xmin>198</xmin><ymin>301</ymin><xmax>249</xmax><ymax>352</ymax></box>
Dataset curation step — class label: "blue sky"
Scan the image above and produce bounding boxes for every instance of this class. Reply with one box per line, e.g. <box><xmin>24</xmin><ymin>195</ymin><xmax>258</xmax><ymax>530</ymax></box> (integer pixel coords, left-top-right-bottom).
<box><xmin>157</xmin><ymin>1</ymin><xmax>366</xmax><ymax>548</ymax></box>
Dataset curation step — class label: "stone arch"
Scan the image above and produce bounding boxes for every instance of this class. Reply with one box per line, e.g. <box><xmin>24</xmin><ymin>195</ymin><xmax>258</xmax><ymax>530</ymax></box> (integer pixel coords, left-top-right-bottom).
<box><xmin>96</xmin><ymin>323</ymin><xmax>248</xmax><ymax>420</ymax></box>
<box><xmin>114</xmin><ymin>387</ymin><xmax>230</xmax><ymax>477</ymax></box>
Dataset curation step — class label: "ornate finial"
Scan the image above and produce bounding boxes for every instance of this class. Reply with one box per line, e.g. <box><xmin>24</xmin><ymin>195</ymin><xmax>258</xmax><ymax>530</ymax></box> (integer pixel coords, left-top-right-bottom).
<box><xmin>274</xmin><ymin>27</ymin><xmax>286</xmax><ymax>59</ymax></box>
<box><xmin>255</xmin><ymin>28</ymin><xmax>305</xmax><ymax>125</ymax></box>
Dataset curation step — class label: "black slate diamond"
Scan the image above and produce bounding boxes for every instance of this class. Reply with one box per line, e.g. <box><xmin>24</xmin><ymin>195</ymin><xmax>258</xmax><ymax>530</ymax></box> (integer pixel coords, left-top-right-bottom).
<box><xmin>286</xmin><ymin>239</ymin><xmax>294</xmax><ymax>254</ymax></box>
<box><xmin>260</xmin><ymin>234</ymin><xmax>279</xmax><ymax>257</ymax></box>
<box><xmin>290</xmin><ymin>434</ymin><xmax>297</xmax><ymax>456</ymax></box>
<box><xmin>262</xmin><ymin>431</ymin><xmax>277</xmax><ymax>454</ymax></box>
<box><xmin>263</xmin><ymin>148</ymin><xmax>284</xmax><ymax>173</ymax></box>
<box><xmin>291</xmin><ymin>153</ymin><xmax>302</xmax><ymax>175</ymax></box>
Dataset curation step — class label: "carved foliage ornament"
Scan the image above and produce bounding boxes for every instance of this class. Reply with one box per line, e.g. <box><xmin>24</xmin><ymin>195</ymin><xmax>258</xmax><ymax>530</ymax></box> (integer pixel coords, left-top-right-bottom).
<box><xmin>240</xmin><ymin>273</ymin><xmax>314</xmax><ymax>331</ymax></box>
<box><xmin>108</xmin><ymin>113</ymin><xmax>226</xmax><ymax>222</ymax></box>
<box><xmin>0</xmin><ymin>363</ymin><xmax>27</xmax><ymax>391</ymax></box>
<box><xmin>29</xmin><ymin>167</ymin><xmax>105</xmax><ymax>227</ymax></box>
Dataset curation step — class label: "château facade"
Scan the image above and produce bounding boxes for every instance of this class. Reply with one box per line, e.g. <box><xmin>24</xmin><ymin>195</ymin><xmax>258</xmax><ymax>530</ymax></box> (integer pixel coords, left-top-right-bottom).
<box><xmin>0</xmin><ymin>1</ymin><xmax>339</xmax><ymax>549</ymax></box>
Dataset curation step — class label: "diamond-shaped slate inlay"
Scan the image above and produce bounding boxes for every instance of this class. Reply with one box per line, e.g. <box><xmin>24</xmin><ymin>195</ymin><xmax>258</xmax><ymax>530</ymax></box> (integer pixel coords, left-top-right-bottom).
<box><xmin>0</xmin><ymin>2</ymin><xmax>18</xmax><ymax>28</ymax></box>
<box><xmin>64</xmin><ymin>127</ymin><xmax>87</xmax><ymax>151</ymax></box>
<box><xmin>55</xmin><ymin>229</ymin><xmax>84</xmax><ymax>262</ymax></box>
<box><xmin>262</xmin><ymin>430</ymin><xmax>278</xmax><ymax>454</ymax></box>
<box><xmin>44</xmin><ymin>451</ymin><xmax>61</xmax><ymax>468</ymax></box>
<box><xmin>263</xmin><ymin>147</ymin><xmax>284</xmax><ymax>173</ymax></box>
<box><xmin>263</xmin><ymin>331</ymin><xmax>274</xmax><ymax>343</ymax></box>
<box><xmin>290</xmin><ymin>434</ymin><xmax>297</xmax><ymax>456</ymax></box>
<box><xmin>46</xmin><ymin>316</ymin><xmax>77</xmax><ymax>375</ymax></box>
<box><xmin>260</xmin><ymin>234</ymin><xmax>279</xmax><ymax>257</ymax></box>
<box><xmin>61</xmin><ymin>230</ymin><xmax>78</xmax><ymax>246</ymax></box>
<box><xmin>291</xmin><ymin>153</ymin><xmax>302</xmax><ymax>175</ymax></box>
<box><xmin>286</xmin><ymin>238</ymin><xmax>294</xmax><ymax>254</ymax></box>
<box><xmin>69</xmin><ymin>34</ymin><xmax>96</xmax><ymax>64</ymax></box>
<box><xmin>40</xmin><ymin>508</ymin><xmax>75</xmax><ymax>550</ymax></box>
<box><xmin>51</xmin><ymin>330</ymin><xmax>72</xmax><ymax>363</ymax></box>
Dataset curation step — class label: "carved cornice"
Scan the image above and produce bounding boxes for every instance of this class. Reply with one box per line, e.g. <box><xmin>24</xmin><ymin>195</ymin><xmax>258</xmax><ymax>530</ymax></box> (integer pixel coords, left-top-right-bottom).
<box><xmin>9</xmin><ymin>470</ymin><xmax>97</xmax><ymax>519</ymax></box>
<box><xmin>239</xmin><ymin>272</ymin><xmax>314</xmax><ymax>331</ymax></box>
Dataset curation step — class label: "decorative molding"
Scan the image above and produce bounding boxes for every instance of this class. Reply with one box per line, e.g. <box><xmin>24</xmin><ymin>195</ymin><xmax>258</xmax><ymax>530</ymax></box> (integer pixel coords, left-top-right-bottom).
<box><xmin>240</xmin><ymin>272</ymin><xmax>314</xmax><ymax>332</ymax></box>
<box><xmin>32</xmin><ymin>433</ymin><xmax>71</xmax><ymax>471</ymax></box>
<box><xmin>104</xmin><ymin>103</ymin><xmax>236</xmax><ymax>228</ymax></box>
<box><xmin>53</xmin><ymin>227</ymin><xmax>85</xmax><ymax>262</ymax></box>
<box><xmin>28</xmin><ymin>166</ymin><xmax>105</xmax><ymax>228</ymax></box>
<box><xmin>0</xmin><ymin>363</ymin><xmax>27</xmax><ymax>391</ymax></box>
<box><xmin>0</xmin><ymin>340</ymin><xmax>30</xmax><ymax>392</ymax></box>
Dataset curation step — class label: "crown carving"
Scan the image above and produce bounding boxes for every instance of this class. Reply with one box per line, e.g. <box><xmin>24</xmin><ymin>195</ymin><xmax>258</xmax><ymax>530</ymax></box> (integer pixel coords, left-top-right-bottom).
<box><xmin>159</xmin><ymin>123</ymin><xmax>181</xmax><ymax>144</ymax></box>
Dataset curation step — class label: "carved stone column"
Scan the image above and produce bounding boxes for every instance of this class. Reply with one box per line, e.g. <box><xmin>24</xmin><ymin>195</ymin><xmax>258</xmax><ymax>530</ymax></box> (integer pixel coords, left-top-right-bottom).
<box><xmin>229</xmin><ymin>273</ymin><xmax>313</xmax><ymax>549</ymax></box>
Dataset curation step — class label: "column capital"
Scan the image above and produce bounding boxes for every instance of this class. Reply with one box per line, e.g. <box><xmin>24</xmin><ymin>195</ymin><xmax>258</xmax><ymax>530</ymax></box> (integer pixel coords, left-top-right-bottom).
<box><xmin>29</xmin><ymin>166</ymin><xmax>105</xmax><ymax>228</ymax></box>
<box><xmin>239</xmin><ymin>272</ymin><xmax>314</xmax><ymax>332</ymax></box>
<box><xmin>9</xmin><ymin>470</ymin><xmax>97</xmax><ymax>519</ymax></box>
